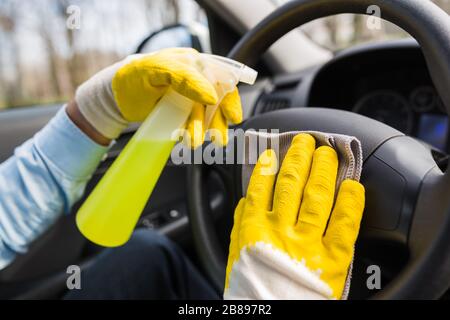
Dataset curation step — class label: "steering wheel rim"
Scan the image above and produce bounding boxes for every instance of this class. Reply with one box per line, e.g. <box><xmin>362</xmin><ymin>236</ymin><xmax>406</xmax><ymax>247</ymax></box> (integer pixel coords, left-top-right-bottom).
<box><xmin>187</xmin><ymin>0</ymin><xmax>450</xmax><ymax>299</ymax></box>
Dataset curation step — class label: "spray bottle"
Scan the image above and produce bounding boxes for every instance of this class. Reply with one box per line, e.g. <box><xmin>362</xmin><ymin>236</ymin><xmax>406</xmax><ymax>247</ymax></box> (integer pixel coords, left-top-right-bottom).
<box><xmin>76</xmin><ymin>53</ymin><xmax>258</xmax><ymax>247</ymax></box>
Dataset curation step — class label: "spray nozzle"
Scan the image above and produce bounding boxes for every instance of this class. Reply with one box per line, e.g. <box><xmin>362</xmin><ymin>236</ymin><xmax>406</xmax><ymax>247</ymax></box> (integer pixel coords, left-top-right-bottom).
<box><xmin>191</xmin><ymin>54</ymin><xmax>258</xmax><ymax>128</ymax></box>
<box><xmin>201</xmin><ymin>54</ymin><xmax>258</xmax><ymax>85</ymax></box>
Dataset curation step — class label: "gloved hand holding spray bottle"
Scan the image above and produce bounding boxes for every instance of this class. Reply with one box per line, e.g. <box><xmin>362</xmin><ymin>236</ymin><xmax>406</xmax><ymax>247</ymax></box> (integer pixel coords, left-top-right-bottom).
<box><xmin>76</xmin><ymin>52</ymin><xmax>257</xmax><ymax>247</ymax></box>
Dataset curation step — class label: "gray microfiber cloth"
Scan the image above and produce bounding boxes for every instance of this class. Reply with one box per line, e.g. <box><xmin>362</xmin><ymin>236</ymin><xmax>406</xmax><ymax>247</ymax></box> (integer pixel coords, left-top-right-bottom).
<box><xmin>241</xmin><ymin>130</ymin><xmax>363</xmax><ymax>299</ymax></box>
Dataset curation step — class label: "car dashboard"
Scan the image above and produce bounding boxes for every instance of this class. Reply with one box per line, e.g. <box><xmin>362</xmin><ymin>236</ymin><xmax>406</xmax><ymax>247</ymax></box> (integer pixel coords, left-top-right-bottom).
<box><xmin>248</xmin><ymin>39</ymin><xmax>449</xmax><ymax>153</ymax></box>
<box><xmin>243</xmin><ymin>39</ymin><xmax>449</xmax><ymax>298</ymax></box>
<box><xmin>0</xmin><ymin>39</ymin><xmax>448</xmax><ymax>295</ymax></box>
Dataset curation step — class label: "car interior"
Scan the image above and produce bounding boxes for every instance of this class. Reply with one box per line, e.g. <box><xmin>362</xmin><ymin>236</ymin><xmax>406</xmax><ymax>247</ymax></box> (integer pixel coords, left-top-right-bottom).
<box><xmin>0</xmin><ymin>0</ymin><xmax>449</xmax><ymax>300</ymax></box>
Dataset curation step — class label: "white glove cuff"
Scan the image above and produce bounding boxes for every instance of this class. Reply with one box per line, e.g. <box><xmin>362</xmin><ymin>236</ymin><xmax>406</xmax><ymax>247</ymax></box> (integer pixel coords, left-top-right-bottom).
<box><xmin>224</xmin><ymin>242</ymin><xmax>334</xmax><ymax>300</ymax></box>
<box><xmin>75</xmin><ymin>62</ymin><xmax>128</xmax><ymax>140</ymax></box>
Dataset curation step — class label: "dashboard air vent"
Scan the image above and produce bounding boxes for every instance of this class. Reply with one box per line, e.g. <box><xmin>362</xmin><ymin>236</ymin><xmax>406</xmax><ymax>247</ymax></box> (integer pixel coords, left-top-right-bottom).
<box><xmin>259</xmin><ymin>97</ymin><xmax>291</xmax><ymax>113</ymax></box>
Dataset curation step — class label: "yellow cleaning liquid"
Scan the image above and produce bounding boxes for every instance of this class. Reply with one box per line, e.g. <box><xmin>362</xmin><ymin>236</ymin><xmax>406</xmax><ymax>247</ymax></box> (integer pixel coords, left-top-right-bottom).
<box><xmin>76</xmin><ymin>137</ymin><xmax>175</xmax><ymax>247</ymax></box>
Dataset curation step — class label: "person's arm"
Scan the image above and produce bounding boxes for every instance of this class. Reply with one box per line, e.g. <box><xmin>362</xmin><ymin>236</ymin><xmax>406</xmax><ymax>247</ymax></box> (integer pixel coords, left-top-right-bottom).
<box><xmin>0</xmin><ymin>48</ymin><xmax>244</xmax><ymax>270</ymax></box>
<box><xmin>0</xmin><ymin>106</ymin><xmax>109</xmax><ymax>270</ymax></box>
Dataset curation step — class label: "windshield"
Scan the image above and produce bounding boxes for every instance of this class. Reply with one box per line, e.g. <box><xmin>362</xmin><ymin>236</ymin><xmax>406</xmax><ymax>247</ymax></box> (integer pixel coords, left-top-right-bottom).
<box><xmin>273</xmin><ymin>0</ymin><xmax>450</xmax><ymax>51</ymax></box>
<box><xmin>0</xmin><ymin>0</ymin><xmax>206</xmax><ymax>110</ymax></box>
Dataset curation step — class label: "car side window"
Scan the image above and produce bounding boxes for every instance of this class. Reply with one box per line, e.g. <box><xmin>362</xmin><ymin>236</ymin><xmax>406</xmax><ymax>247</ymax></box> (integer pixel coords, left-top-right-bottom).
<box><xmin>0</xmin><ymin>0</ymin><xmax>208</xmax><ymax>111</ymax></box>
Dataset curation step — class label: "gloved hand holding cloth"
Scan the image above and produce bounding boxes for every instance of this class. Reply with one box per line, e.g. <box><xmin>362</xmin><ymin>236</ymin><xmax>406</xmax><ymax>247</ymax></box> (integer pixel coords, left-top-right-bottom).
<box><xmin>225</xmin><ymin>131</ymin><xmax>365</xmax><ymax>300</ymax></box>
<box><xmin>75</xmin><ymin>48</ymin><xmax>243</xmax><ymax>147</ymax></box>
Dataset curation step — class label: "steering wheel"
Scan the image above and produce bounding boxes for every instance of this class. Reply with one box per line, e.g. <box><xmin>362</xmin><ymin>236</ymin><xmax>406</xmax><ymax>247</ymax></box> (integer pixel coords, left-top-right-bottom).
<box><xmin>187</xmin><ymin>0</ymin><xmax>450</xmax><ymax>299</ymax></box>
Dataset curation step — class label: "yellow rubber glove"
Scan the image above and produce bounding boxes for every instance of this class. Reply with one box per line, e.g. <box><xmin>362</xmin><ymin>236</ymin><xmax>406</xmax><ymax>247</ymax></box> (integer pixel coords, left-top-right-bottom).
<box><xmin>76</xmin><ymin>48</ymin><xmax>242</xmax><ymax>147</ymax></box>
<box><xmin>225</xmin><ymin>134</ymin><xmax>365</xmax><ymax>300</ymax></box>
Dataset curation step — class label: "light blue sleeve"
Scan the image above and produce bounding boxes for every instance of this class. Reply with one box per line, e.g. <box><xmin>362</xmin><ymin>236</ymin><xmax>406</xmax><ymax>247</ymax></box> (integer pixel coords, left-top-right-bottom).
<box><xmin>0</xmin><ymin>106</ymin><xmax>110</xmax><ymax>270</ymax></box>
